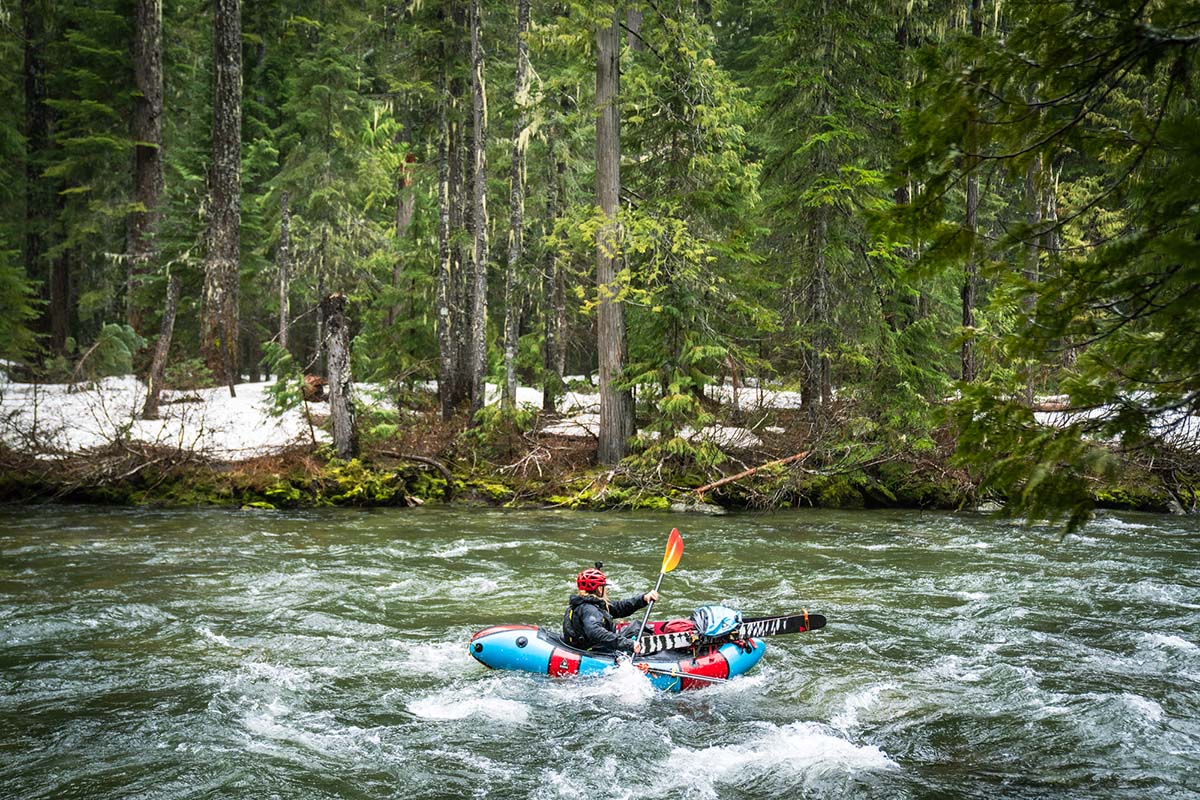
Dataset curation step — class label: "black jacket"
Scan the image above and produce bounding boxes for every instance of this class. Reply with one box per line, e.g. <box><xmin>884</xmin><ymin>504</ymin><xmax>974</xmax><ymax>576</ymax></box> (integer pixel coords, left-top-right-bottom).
<box><xmin>562</xmin><ymin>593</ymin><xmax>648</xmax><ymax>653</ymax></box>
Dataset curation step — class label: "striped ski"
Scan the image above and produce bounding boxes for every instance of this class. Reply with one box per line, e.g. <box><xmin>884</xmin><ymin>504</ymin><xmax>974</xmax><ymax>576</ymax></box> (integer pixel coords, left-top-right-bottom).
<box><xmin>636</xmin><ymin>612</ymin><xmax>826</xmax><ymax>655</ymax></box>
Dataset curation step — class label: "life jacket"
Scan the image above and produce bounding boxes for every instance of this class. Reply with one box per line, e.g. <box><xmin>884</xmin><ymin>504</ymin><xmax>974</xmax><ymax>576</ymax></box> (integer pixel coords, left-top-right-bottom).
<box><xmin>562</xmin><ymin>594</ymin><xmax>614</xmax><ymax>648</ymax></box>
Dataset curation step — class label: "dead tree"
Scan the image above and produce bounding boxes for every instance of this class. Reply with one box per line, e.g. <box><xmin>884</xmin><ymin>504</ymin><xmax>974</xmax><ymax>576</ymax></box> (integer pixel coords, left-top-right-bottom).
<box><xmin>322</xmin><ymin>293</ymin><xmax>358</xmax><ymax>459</ymax></box>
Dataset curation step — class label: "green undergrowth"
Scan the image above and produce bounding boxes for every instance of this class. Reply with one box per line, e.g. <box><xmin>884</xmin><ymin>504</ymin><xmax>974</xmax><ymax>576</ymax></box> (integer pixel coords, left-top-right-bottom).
<box><xmin>0</xmin><ymin>448</ymin><xmax>1191</xmax><ymax>516</ymax></box>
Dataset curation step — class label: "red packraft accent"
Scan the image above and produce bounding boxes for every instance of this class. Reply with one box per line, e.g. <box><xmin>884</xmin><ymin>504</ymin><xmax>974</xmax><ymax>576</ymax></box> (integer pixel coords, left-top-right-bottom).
<box><xmin>678</xmin><ymin>647</ymin><xmax>731</xmax><ymax>691</ymax></box>
<box><xmin>662</xmin><ymin>618</ymin><xmax>696</xmax><ymax>634</ymax></box>
<box><xmin>548</xmin><ymin>647</ymin><xmax>581</xmax><ymax>676</ymax></box>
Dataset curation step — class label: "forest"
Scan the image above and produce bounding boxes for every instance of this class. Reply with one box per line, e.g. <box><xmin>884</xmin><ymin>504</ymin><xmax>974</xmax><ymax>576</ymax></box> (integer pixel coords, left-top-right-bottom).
<box><xmin>1</xmin><ymin>0</ymin><xmax>1197</xmax><ymax>526</ymax></box>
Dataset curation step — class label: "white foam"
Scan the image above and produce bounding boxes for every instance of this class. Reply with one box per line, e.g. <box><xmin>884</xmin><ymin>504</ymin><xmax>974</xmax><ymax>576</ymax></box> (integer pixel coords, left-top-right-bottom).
<box><xmin>429</xmin><ymin>540</ymin><xmax>525</xmax><ymax>559</ymax></box>
<box><xmin>1120</xmin><ymin>693</ymin><xmax>1165</xmax><ymax>725</ymax></box>
<box><xmin>391</xmin><ymin>640</ymin><xmax>473</xmax><ymax>676</ymax></box>
<box><xmin>198</xmin><ymin>627</ymin><xmax>233</xmax><ymax>648</ymax></box>
<box><xmin>832</xmin><ymin>683</ymin><xmax>897</xmax><ymax>731</ymax></box>
<box><xmin>407</xmin><ymin>687</ymin><xmax>530</xmax><ymax>723</ymax></box>
<box><xmin>1140</xmin><ymin>633</ymin><xmax>1198</xmax><ymax>653</ymax></box>
<box><xmin>241</xmin><ymin>705</ymin><xmax>382</xmax><ymax>757</ymax></box>
<box><xmin>540</xmin><ymin>660</ymin><xmax>657</xmax><ymax>706</ymax></box>
<box><xmin>661</xmin><ymin>721</ymin><xmax>897</xmax><ymax>798</ymax></box>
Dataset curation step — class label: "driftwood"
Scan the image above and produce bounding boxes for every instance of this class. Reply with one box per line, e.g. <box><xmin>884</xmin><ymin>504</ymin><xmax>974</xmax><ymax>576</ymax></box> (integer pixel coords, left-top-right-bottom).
<box><xmin>378</xmin><ymin>450</ymin><xmax>454</xmax><ymax>500</ymax></box>
<box><xmin>693</xmin><ymin>451</ymin><xmax>810</xmax><ymax>495</ymax></box>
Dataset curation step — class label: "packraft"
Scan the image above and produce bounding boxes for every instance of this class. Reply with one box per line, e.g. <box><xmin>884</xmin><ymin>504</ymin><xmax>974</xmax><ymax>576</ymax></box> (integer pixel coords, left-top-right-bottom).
<box><xmin>468</xmin><ymin>608</ymin><xmax>825</xmax><ymax>692</ymax></box>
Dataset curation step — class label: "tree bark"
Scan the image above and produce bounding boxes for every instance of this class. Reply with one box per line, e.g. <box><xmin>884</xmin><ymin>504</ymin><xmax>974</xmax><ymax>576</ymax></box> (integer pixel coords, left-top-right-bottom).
<box><xmin>804</xmin><ymin>207</ymin><xmax>832</xmax><ymax>419</ymax></box>
<box><xmin>502</xmin><ymin>0</ymin><xmax>532</xmax><ymax>410</ymax></box>
<box><xmin>322</xmin><ymin>293</ymin><xmax>359</xmax><ymax>460</ymax></box>
<box><xmin>126</xmin><ymin>0</ymin><xmax>164</xmax><ymax>334</ymax></box>
<box><xmin>201</xmin><ymin>0</ymin><xmax>242</xmax><ymax>394</ymax></box>
<box><xmin>315</xmin><ymin>229</ymin><xmax>327</xmax><ymax>374</ymax></box>
<box><xmin>961</xmin><ymin>0</ymin><xmax>982</xmax><ymax>384</ymax></box>
<box><xmin>278</xmin><ymin>190</ymin><xmax>290</xmax><ymax>350</ymax></box>
<box><xmin>437</xmin><ymin>3</ymin><xmax>470</xmax><ymax>418</ymax></box>
<box><xmin>542</xmin><ymin>142</ymin><xmax>567</xmax><ymax>413</ymax></box>
<box><xmin>803</xmin><ymin>9</ymin><xmax>834</xmax><ymax>422</ymax></box>
<box><xmin>23</xmin><ymin>0</ymin><xmax>50</xmax><ymax>344</ymax></box>
<box><xmin>388</xmin><ymin>152</ymin><xmax>417</xmax><ymax>329</ymax></box>
<box><xmin>142</xmin><ymin>271</ymin><xmax>181</xmax><ymax>419</ymax></box>
<box><xmin>625</xmin><ymin>5</ymin><xmax>644</xmax><ymax>53</ymax></box>
<box><xmin>436</xmin><ymin>47</ymin><xmax>457</xmax><ymax>419</ymax></box>
<box><xmin>49</xmin><ymin>245</ymin><xmax>71</xmax><ymax>356</ymax></box>
<box><xmin>1022</xmin><ymin>153</ymin><xmax>1041</xmax><ymax>405</ymax></box>
<box><xmin>595</xmin><ymin>10</ymin><xmax>634</xmax><ymax>464</ymax></box>
<box><xmin>467</xmin><ymin>0</ymin><xmax>489</xmax><ymax>419</ymax></box>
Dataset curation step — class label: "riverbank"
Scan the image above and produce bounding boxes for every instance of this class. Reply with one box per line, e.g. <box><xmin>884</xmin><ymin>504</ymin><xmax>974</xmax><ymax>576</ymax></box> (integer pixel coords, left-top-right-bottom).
<box><xmin>1</xmin><ymin>373</ymin><xmax>1194</xmax><ymax>516</ymax></box>
<box><xmin>0</xmin><ymin>426</ymin><xmax>1190</xmax><ymax>518</ymax></box>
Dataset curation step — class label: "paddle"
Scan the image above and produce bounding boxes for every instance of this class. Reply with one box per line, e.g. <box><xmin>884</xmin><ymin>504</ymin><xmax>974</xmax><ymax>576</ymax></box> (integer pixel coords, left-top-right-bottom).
<box><xmin>632</xmin><ymin>527</ymin><xmax>683</xmax><ymax>647</ymax></box>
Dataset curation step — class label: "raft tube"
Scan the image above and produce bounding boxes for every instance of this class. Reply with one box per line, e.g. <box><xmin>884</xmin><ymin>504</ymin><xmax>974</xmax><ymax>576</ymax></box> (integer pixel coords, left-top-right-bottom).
<box><xmin>467</xmin><ymin>624</ymin><xmax>765</xmax><ymax>692</ymax></box>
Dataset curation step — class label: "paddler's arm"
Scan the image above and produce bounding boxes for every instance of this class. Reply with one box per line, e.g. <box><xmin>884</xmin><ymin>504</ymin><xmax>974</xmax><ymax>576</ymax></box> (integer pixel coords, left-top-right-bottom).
<box><xmin>607</xmin><ymin>590</ymin><xmax>659</xmax><ymax>619</ymax></box>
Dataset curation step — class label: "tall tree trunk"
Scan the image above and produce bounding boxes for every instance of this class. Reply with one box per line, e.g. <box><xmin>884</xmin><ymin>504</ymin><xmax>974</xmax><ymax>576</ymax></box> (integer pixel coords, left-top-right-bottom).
<box><xmin>388</xmin><ymin>153</ymin><xmax>417</xmax><ymax>329</ymax></box>
<box><xmin>502</xmin><ymin>0</ymin><xmax>532</xmax><ymax>409</ymax></box>
<box><xmin>142</xmin><ymin>271</ymin><xmax>181</xmax><ymax>419</ymax></box>
<box><xmin>626</xmin><ymin>5</ymin><xmax>644</xmax><ymax>53</ymax></box>
<box><xmin>278</xmin><ymin>190</ymin><xmax>290</xmax><ymax>350</ymax></box>
<box><xmin>595</xmin><ymin>10</ymin><xmax>634</xmax><ymax>464</ymax></box>
<box><xmin>961</xmin><ymin>0</ymin><xmax>982</xmax><ymax>384</ymax></box>
<box><xmin>1022</xmin><ymin>154</ymin><xmax>1041</xmax><ymax>405</ymax></box>
<box><xmin>542</xmin><ymin>144</ymin><xmax>566</xmax><ymax>413</ymax></box>
<box><xmin>322</xmin><ymin>293</ymin><xmax>359</xmax><ymax>459</ymax></box>
<box><xmin>467</xmin><ymin>0</ymin><xmax>489</xmax><ymax>419</ymax></box>
<box><xmin>201</xmin><ymin>0</ymin><xmax>242</xmax><ymax>395</ymax></box>
<box><xmin>126</xmin><ymin>0</ymin><xmax>164</xmax><ymax>334</ymax></box>
<box><xmin>885</xmin><ymin>12</ymin><xmax>918</xmax><ymax>332</ymax></box>
<box><xmin>803</xmin><ymin>13</ymin><xmax>834</xmax><ymax>422</ymax></box>
<box><xmin>808</xmin><ymin>208</ymin><xmax>832</xmax><ymax>413</ymax></box>
<box><xmin>314</xmin><ymin>228</ymin><xmax>327</xmax><ymax>374</ymax></box>
<box><xmin>23</xmin><ymin>0</ymin><xmax>51</xmax><ymax>345</ymax></box>
<box><xmin>1043</xmin><ymin>161</ymin><xmax>1074</xmax><ymax>369</ymax></box>
<box><xmin>436</xmin><ymin>47</ymin><xmax>458</xmax><ymax>419</ymax></box>
<box><xmin>49</xmin><ymin>244</ymin><xmax>70</xmax><ymax>356</ymax></box>
<box><xmin>437</xmin><ymin>2</ymin><xmax>471</xmax><ymax>418</ymax></box>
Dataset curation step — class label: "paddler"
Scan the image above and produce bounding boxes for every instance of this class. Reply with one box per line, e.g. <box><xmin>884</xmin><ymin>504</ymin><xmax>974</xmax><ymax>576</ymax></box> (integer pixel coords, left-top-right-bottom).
<box><xmin>562</xmin><ymin>563</ymin><xmax>660</xmax><ymax>654</ymax></box>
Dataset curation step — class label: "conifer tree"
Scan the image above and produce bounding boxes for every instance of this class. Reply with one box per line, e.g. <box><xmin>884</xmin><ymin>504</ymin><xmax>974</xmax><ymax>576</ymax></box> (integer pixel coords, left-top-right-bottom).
<box><xmin>200</xmin><ymin>0</ymin><xmax>242</xmax><ymax>391</ymax></box>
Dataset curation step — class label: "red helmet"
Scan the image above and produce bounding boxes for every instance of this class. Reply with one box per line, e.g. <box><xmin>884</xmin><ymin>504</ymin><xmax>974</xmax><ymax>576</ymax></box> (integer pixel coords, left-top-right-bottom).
<box><xmin>576</xmin><ymin>567</ymin><xmax>607</xmax><ymax>592</ymax></box>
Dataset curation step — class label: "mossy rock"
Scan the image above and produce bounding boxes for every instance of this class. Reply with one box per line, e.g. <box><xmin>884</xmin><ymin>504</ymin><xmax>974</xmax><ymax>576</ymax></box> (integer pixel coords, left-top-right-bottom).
<box><xmin>1092</xmin><ymin>483</ymin><xmax>1170</xmax><ymax>513</ymax></box>
<box><xmin>264</xmin><ymin>480</ymin><xmax>303</xmax><ymax>507</ymax></box>
<box><xmin>814</xmin><ymin>475</ymin><xmax>867</xmax><ymax>509</ymax></box>
<box><xmin>873</xmin><ymin>461</ymin><xmax>965</xmax><ymax>509</ymax></box>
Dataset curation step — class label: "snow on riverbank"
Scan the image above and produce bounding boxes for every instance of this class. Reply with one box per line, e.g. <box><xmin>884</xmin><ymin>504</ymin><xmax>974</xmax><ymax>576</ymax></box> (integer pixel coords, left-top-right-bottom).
<box><xmin>0</xmin><ymin>372</ymin><xmax>773</xmax><ymax>461</ymax></box>
<box><xmin>3</xmin><ymin>369</ymin><xmax>1194</xmax><ymax>462</ymax></box>
<box><xmin>0</xmin><ymin>376</ymin><xmax>325</xmax><ymax>460</ymax></box>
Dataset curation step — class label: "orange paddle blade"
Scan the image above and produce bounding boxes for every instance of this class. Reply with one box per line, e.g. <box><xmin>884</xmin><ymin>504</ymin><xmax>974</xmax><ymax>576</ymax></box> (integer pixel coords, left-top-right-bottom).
<box><xmin>661</xmin><ymin>528</ymin><xmax>684</xmax><ymax>573</ymax></box>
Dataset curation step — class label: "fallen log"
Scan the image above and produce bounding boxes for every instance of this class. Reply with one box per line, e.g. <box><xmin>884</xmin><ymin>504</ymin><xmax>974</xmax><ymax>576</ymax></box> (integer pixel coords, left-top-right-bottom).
<box><xmin>693</xmin><ymin>451</ymin><xmax>809</xmax><ymax>495</ymax></box>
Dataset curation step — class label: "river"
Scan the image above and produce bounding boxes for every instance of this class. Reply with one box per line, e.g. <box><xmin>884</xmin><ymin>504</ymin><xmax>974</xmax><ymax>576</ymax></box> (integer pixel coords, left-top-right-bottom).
<box><xmin>1</xmin><ymin>506</ymin><xmax>1198</xmax><ymax>799</ymax></box>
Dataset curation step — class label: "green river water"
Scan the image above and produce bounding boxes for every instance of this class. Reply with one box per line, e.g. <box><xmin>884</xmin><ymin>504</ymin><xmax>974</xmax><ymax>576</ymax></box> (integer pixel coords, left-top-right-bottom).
<box><xmin>1</xmin><ymin>506</ymin><xmax>1198</xmax><ymax>799</ymax></box>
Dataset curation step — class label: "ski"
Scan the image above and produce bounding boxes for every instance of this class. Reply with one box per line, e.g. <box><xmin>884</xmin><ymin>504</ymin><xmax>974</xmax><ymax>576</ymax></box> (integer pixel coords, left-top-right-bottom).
<box><xmin>636</xmin><ymin>612</ymin><xmax>826</xmax><ymax>655</ymax></box>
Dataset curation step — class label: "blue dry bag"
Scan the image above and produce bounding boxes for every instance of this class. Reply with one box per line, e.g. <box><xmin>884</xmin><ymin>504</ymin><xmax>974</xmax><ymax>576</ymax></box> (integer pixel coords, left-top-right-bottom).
<box><xmin>690</xmin><ymin>605</ymin><xmax>742</xmax><ymax>638</ymax></box>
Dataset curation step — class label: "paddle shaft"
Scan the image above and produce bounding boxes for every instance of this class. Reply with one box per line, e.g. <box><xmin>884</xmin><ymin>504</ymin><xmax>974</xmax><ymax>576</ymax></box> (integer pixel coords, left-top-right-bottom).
<box><xmin>632</xmin><ymin>569</ymin><xmax>666</xmax><ymax>645</ymax></box>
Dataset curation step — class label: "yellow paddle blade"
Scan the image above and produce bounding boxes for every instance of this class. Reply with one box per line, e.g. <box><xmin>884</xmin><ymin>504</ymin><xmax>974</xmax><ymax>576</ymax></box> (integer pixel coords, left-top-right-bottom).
<box><xmin>661</xmin><ymin>528</ymin><xmax>684</xmax><ymax>573</ymax></box>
